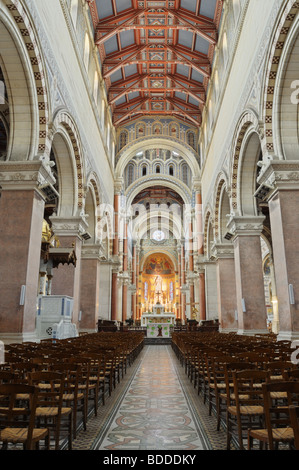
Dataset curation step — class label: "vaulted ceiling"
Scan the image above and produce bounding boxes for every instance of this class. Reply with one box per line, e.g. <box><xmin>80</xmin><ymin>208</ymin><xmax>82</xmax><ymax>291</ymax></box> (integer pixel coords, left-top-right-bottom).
<box><xmin>87</xmin><ymin>0</ymin><xmax>223</xmax><ymax>128</ymax></box>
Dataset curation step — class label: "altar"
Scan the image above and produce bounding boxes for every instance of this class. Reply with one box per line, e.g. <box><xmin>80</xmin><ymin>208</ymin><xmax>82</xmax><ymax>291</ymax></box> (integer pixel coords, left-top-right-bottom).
<box><xmin>141</xmin><ymin>303</ymin><xmax>176</xmax><ymax>338</ymax></box>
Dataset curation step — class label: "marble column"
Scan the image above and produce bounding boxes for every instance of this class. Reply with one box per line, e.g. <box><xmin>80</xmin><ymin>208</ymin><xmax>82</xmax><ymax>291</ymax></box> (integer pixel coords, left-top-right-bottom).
<box><xmin>122</xmin><ymin>222</ymin><xmax>128</xmax><ymax>323</ymax></box>
<box><xmin>181</xmin><ymin>244</ymin><xmax>187</xmax><ymax>323</ymax></box>
<box><xmin>257</xmin><ymin>161</ymin><xmax>299</xmax><ymax>340</ymax></box>
<box><xmin>0</xmin><ymin>161</ymin><xmax>54</xmax><ymax>343</ymax></box>
<box><xmin>80</xmin><ymin>244</ymin><xmax>103</xmax><ymax>332</ymax></box>
<box><xmin>227</xmin><ymin>216</ymin><xmax>268</xmax><ymax>335</ymax></box>
<box><xmin>131</xmin><ymin>244</ymin><xmax>137</xmax><ymax>322</ymax></box>
<box><xmin>212</xmin><ymin>243</ymin><xmax>238</xmax><ymax>332</ymax></box>
<box><xmin>50</xmin><ymin>216</ymin><xmax>88</xmax><ymax>325</ymax></box>
<box><xmin>195</xmin><ymin>189</ymin><xmax>206</xmax><ymax>320</ymax></box>
<box><xmin>111</xmin><ymin>192</ymin><xmax>120</xmax><ymax>321</ymax></box>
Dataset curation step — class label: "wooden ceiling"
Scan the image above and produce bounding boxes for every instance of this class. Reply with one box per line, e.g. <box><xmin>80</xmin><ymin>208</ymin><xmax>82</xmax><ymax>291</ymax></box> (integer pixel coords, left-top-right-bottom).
<box><xmin>87</xmin><ymin>0</ymin><xmax>223</xmax><ymax>128</ymax></box>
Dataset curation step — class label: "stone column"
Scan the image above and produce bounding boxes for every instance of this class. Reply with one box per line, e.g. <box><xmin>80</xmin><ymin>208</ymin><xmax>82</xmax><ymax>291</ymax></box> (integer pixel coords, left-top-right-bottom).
<box><xmin>0</xmin><ymin>161</ymin><xmax>54</xmax><ymax>343</ymax></box>
<box><xmin>181</xmin><ymin>244</ymin><xmax>187</xmax><ymax>323</ymax></box>
<box><xmin>111</xmin><ymin>186</ymin><xmax>122</xmax><ymax>321</ymax></box>
<box><xmin>257</xmin><ymin>161</ymin><xmax>299</xmax><ymax>340</ymax></box>
<box><xmin>122</xmin><ymin>221</ymin><xmax>128</xmax><ymax>323</ymax></box>
<box><xmin>212</xmin><ymin>243</ymin><xmax>238</xmax><ymax>332</ymax></box>
<box><xmin>227</xmin><ymin>216</ymin><xmax>268</xmax><ymax>335</ymax></box>
<box><xmin>131</xmin><ymin>244</ymin><xmax>137</xmax><ymax>322</ymax></box>
<box><xmin>50</xmin><ymin>216</ymin><xmax>88</xmax><ymax>325</ymax></box>
<box><xmin>195</xmin><ymin>188</ymin><xmax>206</xmax><ymax>320</ymax></box>
<box><xmin>80</xmin><ymin>244</ymin><xmax>103</xmax><ymax>333</ymax></box>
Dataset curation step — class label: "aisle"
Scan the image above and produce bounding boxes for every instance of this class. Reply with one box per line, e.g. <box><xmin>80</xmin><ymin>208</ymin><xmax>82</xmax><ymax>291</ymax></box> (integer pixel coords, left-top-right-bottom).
<box><xmin>72</xmin><ymin>345</ymin><xmax>228</xmax><ymax>451</ymax></box>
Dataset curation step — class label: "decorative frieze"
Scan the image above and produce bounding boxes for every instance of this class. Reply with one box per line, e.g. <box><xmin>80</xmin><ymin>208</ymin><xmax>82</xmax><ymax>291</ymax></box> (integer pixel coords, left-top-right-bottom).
<box><xmin>256</xmin><ymin>161</ymin><xmax>299</xmax><ymax>201</ymax></box>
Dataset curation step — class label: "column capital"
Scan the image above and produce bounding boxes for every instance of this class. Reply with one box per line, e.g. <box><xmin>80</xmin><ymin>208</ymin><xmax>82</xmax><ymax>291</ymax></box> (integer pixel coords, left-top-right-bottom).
<box><xmin>114</xmin><ymin>177</ymin><xmax>124</xmax><ymax>195</ymax></box>
<box><xmin>211</xmin><ymin>242</ymin><xmax>235</xmax><ymax>260</ymax></box>
<box><xmin>81</xmin><ymin>243</ymin><xmax>106</xmax><ymax>260</ymax></box>
<box><xmin>0</xmin><ymin>161</ymin><xmax>56</xmax><ymax>200</ymax></box>
<box><xmin>50</xmin><ymin>215</ymin><xmax>89</xmax><ymax>239</ymax></box>
<box><xmin>256</xmin><ymin>160</ymin><xmax>299</xmax><ymax>201</ymax></box>
<box><xmin>227</xmin><ymin>215</ymin><xmax>265</xmax><ymax>238</ymax></box>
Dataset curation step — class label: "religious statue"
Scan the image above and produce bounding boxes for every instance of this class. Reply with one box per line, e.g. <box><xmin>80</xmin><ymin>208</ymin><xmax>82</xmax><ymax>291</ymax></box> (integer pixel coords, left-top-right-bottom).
<box><xmin>154</xmin><ymin>275</ymin><xmax>163</xmax><ymax>304</ymax></box>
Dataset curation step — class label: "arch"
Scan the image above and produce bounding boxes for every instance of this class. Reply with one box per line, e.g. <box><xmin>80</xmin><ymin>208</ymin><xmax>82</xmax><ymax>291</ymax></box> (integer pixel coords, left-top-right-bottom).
<box><xmin>238</xmin><ymin>130</ymin><xmax>262</xmax><ymax>216</ymax></box>
<box><xmin>230</xmin><ymin>111</ymin><xmax>260</xmax><ymax>213</ymax></box>
<box><xmin>125</xmin><ymin>177</ymin><xmax>192</xmax><ymax>208</ymax></box>
<box><xmin>140</xmin><ymin>250</ymin><xmax>178</xmax><ymax>274</ymax></box>
<box><xmin>52</xmin><ymin>110</ymin><xmax>86</xmax><ymax>213</ymax></box>
<box><xmin>213</xmin><ymin>174</ymin><xmax>229</xmax><ymax>242</ymax></box>
<box><xmin>87</xmin><ymin>171</ymin><xmax>102</xmax><ymax>242</ymax></box>
<box><xmin>115</xmin><ymin>137</ymin><xmax>200</xmax><ymax>179</ymax></box>
<box><xmin>1</xmin><ymin>1</ymin><xmax>49</xmax><ymax>160</ymax></box>
<box><xmin>262</xmin><ymin>0</ymin><xmax>299</xmax><ymax>156</ymax></box>
<box><xmin>203</xmin><ymin>208</ymin><xmax>214</xmax><ymax>257</ymax></box>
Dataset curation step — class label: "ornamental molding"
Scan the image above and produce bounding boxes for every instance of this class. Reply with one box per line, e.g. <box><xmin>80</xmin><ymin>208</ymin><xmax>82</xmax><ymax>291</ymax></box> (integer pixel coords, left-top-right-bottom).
<box><xmin>227</xmin><ymin>215</ymin><xmax>266</xmax><ymax>237</ymax></box>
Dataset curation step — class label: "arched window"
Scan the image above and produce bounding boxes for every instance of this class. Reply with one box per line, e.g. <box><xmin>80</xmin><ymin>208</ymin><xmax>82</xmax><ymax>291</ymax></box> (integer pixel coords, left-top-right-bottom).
<box><xmin>169</xmin><ymin>165</ymin><xmax>174</xmax><ymax>176</ymax></box>
<box><xmin>84</xmin><ymin>33</ymin><xmax>90</xmax><ymax>71</ymax></box>
<box><xmin>127</xmin><ymin>164</ymin><xmax>134</xmax><ymax>187</ymax></box>
<box><xmin>182</xmin><ymin>164</ymin><xmax>188</xmax><ymax>185</ymax></box>
<box><xmin>120</xmin><ymin>131</ymin><xmax>128</xmax><ymax>149</ymax></box>
<box><xmin>156</xmin><ymin>165</ymin><xmax>160</xmax><ymax>174</ymax></box>
<box><xmin>142</xmin><ymin>165</ymin><xmax>147</xmax><ymax>177</ymax></box>
<box><xmin>93</xmin><ymin>71</ymin><xmax>99</xmax><ymax>103</ymax></box>
<box><xmin>70</xmin><ymin>0</ymin><xmax>78</xmax><ymax>27</ymax></box>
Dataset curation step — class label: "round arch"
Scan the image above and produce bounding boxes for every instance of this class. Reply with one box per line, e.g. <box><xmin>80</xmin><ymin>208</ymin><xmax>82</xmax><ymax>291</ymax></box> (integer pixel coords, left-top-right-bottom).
<box><xmin>115</xmin><ymin>137</ymin><xmax>201</xmax><ymax>179</ymax></box>
<box><xmin>262</xmin><ymin>0</ymin><xmax>299</xmax><ymax>157</ymax></box>
<box><xmin>229</xmin><ymin>111</ymin><xmax>261</xmax><ymax>213</ymax></box>
<box><xmin>140</xmin><ymin>250</ymin><xmax>178</xmax><ymax>273</ymax></box>
<box><xmin>3</xmin><ymin>0</ymin><xmax>50</xmax><ymax>159</ymax></box>
<box><xmin>125</xmin><ymin>177</ymin><xmax>192</xmax><ymax>208</ymax></box>
<box><xmin>52</xmin><ymin>110</ymin><xmax>86</xmax><ymax>214</ymax></box>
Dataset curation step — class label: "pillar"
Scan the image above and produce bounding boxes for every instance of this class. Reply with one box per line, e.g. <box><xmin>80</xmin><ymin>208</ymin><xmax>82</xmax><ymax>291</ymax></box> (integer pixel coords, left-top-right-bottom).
<box><xmin>111</xmin><ymin>192</ymin><xmax>120</xmax><ymax>321</ymax></box>
<box><xmin>258</xmin><ymin>162</ymin><xmax>299</xmax><ymax>340</ymax></box>
<box><xmin>195</xmin><ymin>189</ymin><xmax>206</xmax><ymax>321</ymax></box>
<box><xmin>227</xmin><ymin>216</ymin><xmax>268</xmax><ymax>335</ymax></box>
<box><xmin>0</xmin><ymin>161</ymin><xmax>54</xmax><ymax>343</ymax></box>
<box><xmin>122</xmin><ymin>221</ymin><xmax>128</xmax><ymax>323</ymax></box>
<box><xmin>50</xmin><ymin>216</ymin><xmax>88</xmax><ymax>325</ymax></box>
<box><xmin>80</xmin><ymin>245</ymin><xmax>103</xmax><ymax>332</ymax></box>
<box><xmin>212</xmin><ymin>243</ymin><xmax>238</xmax><ymax>332</ymax></box>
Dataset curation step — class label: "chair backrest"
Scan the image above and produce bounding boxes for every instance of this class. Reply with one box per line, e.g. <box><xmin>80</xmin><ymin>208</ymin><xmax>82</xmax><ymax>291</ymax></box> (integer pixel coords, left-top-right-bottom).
<box><xmin>262</xmin><ymin>381</ymin><xmax>299</xmax><ymax>449</ymax></box>
<box><xmin>0</xmin><ymin>383</ymin><xmax>39</xmax><ymax>450</ymax></box>
<box><xmin>232</xmin><ymin>369</ymin><xmax>269</xmax><ymax>409</ymax></box>
<box><xmin>289</xmin><ymin>405</ymin><xmax>299</xmax><ymax>450</ymax></box>
<box><xmin>28</xmin><ymin>371</ymin><xmax>64</xmax><ymax>409</ymax></box>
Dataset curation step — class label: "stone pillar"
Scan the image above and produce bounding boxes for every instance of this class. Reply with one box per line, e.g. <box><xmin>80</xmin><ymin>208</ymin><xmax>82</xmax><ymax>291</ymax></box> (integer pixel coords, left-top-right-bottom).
<box><xmin>111</xmin><ymin>192</ymin><xmax>120</xmax><ymax>321</ymax></box>
<box><xmin>80</xmin><ymin>245</ymin><xmax>103</xmax><ymax>332</ymax></box>
<box><xmin>50</xmin><ymin>216</ymin><xmax>88</xmax><ymax>325</ymax></box>
<box><xmin>181</xmin><ymin>244</ymin><xmax>187</xmax><ymax>323</ymax></box>
<box><xmin>0</xmin><ymin>161</ymin><xmax>54</xmax><ymax>343</ymax></box>
<box><xmin>122</xmin><ymin>222</ymin><xmax>128</xmax><ymax>323</ymax></box>
<box><xmin>131</xmin><ymin>244</ymin><xmax>137</xmax><ymax>322</ymax></box>
<box><xmin>195</xmin><ymin>189</ymin><xmax>206</xmax><ymax>320</ymax></box>
<box><xmin>257</xmin><ymin>161</ymin><xmax>299</xmax><ymax>340</ymax></box>
<box><xmin>212</xmin><ymin>243</ymin><xmax>238</xmax><ymax>332</ymax></box>
<box><xmin>227</xmin><ymin>216</ymin><xmax>268</xmax><ymax>335</ymax></box>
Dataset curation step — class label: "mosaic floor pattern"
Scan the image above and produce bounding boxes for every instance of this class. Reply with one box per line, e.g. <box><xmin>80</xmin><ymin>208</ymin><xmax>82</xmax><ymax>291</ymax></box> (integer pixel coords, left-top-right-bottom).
<box><xmin>72</xmin><ymin>345</ymin><xmax>228</xmax><ymax>451</ymax></box>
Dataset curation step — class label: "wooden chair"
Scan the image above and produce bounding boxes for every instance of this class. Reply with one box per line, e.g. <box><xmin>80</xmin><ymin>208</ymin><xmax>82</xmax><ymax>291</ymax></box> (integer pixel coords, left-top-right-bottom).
<box><xmin>289</xmin><ymin>405</ymin><xmax>299</xmax><ymax>450</ymax></box>
<box><xmin>50</xmin><ymin>363</ymin><xmax>86</xmax><ymax>440</ymax></box>
<box><xmin>0</xmin><ymin>383</ymin><xmax>49</xmax><ymax>450</ymax></box>
<box><xmin>248</xmin><ymin>381</ymin><xmax>299</xmax><ymax>450</ymax></box>
<box><xmin>29</xmin><ymin>371</ymin><xmax>72</xmax><ymax>450</ymax></box>
<box><xmin>226</xmin><ymin>369</ymin><xmax>269</xmax><ymax>450</ymax></box>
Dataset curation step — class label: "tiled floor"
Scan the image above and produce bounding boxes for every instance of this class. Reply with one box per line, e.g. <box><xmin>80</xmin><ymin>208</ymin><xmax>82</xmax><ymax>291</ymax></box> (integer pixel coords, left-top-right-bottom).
<box><xmin>72</xmin><ymin>345</ymin><xmax>228</xmax><ymax>451</ymax></box>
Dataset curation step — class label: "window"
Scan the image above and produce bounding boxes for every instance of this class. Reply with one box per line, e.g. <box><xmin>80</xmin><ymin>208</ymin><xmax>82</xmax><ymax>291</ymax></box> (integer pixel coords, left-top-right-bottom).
<box><xmin>169</xmin><ymin>165</ymin><xmax>174</xmax><ymax>176</ymax></box>
<box><xmin>127</xmin><ymin>164</ymin><xmax>134</xmax><ymax>187</ymax></box>
<box><xmin>142</xmin><ymin>166</ymin><xmax>147</xmax><ymax>177</ymax></box>
<box><xmin>93</xmin><ymin>72</ymin><xmax>99</xmax><ymax>103</ymax></box>
<box><xmin>156</xmin><ymin>165</ymin><xmax>160</xmax><ymax>174</ymax></box>
<box><xmin>84</xmin><ymin>33</ymin><xmax>90</xmax><ymax>71</ymax></box>
<box><xmin>70</xmin><ymin>0</ymin><xmax>78</xmax><ymax>27</ymax></box>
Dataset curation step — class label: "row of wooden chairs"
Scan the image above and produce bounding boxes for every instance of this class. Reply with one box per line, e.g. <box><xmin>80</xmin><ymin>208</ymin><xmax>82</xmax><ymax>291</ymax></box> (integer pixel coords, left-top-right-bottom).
<box><xmin>0</xmin><ymin>331</ymin><xmax>144</xmax><ymax>450</ymax></box>
<box><xmin>172</xmin><ymin>331</ymin><xmax>299</xmax><ymax>450</ymax></box>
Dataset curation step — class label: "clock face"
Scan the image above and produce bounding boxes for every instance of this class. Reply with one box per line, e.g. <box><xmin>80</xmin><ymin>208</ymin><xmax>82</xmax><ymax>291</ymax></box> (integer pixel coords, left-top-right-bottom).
<box><xmin>152</xmin><ymin>230</ymin><xmax>165</xmax><ymax>242</ymax></box>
